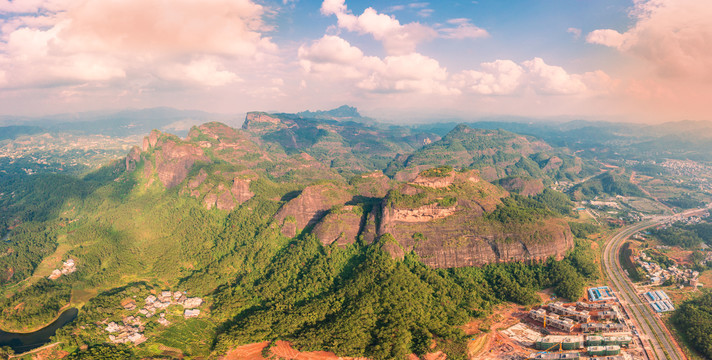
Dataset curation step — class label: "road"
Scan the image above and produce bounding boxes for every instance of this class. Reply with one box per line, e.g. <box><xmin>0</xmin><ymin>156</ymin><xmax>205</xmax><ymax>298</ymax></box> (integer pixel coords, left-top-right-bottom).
<box><xmin>602</xmin><ymin>217</ymin><xmax>685</xmax><ymax>360</ymax></box>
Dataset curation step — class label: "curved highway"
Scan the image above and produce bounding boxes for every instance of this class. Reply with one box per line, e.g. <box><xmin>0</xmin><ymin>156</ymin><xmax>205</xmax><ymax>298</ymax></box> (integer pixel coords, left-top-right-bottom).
<box><xmin>602</xmin><ymin>218</ymin><xmax>684</xmax><ymax>360</ymax></box>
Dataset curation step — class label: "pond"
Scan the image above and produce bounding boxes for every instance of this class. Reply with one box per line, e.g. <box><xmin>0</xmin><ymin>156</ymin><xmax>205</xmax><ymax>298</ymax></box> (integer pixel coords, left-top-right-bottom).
<box><xmin>0</xmin><ymin>307</ymin><xmax>78</xmax><ymax>354</ymax></box>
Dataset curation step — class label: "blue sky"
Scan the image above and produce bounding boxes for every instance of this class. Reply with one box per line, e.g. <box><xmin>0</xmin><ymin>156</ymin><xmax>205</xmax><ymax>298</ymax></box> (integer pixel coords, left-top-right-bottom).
<box><xmin>0</xmin><ymin>0</ymin><xmax>709</xmax><ymax>122</ymax></box>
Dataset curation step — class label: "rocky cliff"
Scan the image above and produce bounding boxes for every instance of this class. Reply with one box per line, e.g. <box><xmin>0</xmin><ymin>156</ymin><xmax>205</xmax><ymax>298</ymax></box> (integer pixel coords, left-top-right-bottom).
<box><xmin>309</xmin><ymin>168</ymin><xmax>574</xmax><ymax>268</ymax></box>
<box><xmin>311</xmin><ymin>206</ymin><xmax>365</xmax><ymax>246</ymax></box>
<box><xmin>135</xmin><ymin>130</ymin><xmax>210</xmax><ymax>189</ymax></box>
<box><xmin>273</xmin><ymin>183</ymin><xmax>353</xmax><ymax>238</ymax></box>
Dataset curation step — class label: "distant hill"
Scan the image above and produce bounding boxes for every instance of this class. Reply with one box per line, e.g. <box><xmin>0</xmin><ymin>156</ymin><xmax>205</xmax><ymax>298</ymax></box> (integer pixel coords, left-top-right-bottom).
<box><xmin>296</xmin><ymin>105</ymin><xmax>376</xmax><ymax>124</ymax></box>
<box><xmin>241</xmin><ymin>110</ymin><xmax>439</xmax><ymax>177</ymax></box>
<box><xmin>0</xmin><ymin>125</ymin><xmax>44</xmax><ymax>141</ymax></box>
<box><xmin>388</xmin><ymin>124</ymin><xmax>595</xmax><ymax>184</ymax></box>
<box><xmin>569</xmin><ymin>170</ymin><xmax>646</xmax><ymax>200</ymax></box>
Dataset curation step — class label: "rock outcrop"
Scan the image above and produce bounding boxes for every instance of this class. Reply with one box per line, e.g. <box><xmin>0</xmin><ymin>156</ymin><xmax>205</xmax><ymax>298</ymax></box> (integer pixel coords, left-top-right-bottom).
<box><xmin>391</xmin><ymin>204</ymin><xmax>457</xmax><ymax>222</ymax></box>
<box><xmin>311</xmin><ymin>206</ymin><xmax>364</xmax><ymax>246</ymax></box>
<box><xmin>242</xmin><ymin>112</ymin><xmax>290</xmax><ymax>135</ymax></box>
<box><xmin>352</xmin><ymin>171</ymin><xmax>391</xmax><ymax>198</ymax></box>
<box><xmin>273</xmin><ymin>183</ymin><xmax>353</xmax><ymax>238</ymax></box>
<box><xmin>140</xmin><ymin>131</ymin><xmax>210</xmax><ymax>189</ymax></box>
<box><xmin>380</xmin><ymin>217</ymin><xmax>574</xmax><ymax>268</ymax></box>
<box><xmin>125</xmin><ymin>146</ymin><xmax>141</xmax><ymax>171</ymax></box>
<box><xmin>368</xmin><ymin>169</ymin><xmax>574</xmax><ymax>268</ymax></box>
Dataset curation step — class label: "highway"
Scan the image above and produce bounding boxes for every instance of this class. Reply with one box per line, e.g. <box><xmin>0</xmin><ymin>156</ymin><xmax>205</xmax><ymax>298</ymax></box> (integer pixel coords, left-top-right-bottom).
<box><xmin>602</xmin><ymin>217</ymin><xmax>685</xmax><ymax>360</ymax></box>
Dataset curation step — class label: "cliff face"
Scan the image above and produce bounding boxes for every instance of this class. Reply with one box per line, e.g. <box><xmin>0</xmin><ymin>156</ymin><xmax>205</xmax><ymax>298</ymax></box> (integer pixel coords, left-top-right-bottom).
<box><xmin>139</xmin><ymin>130</ymin><xmax>210</xmax><ymax>189</ymax></box>
<box><xmin>242</xmin><ymin>112</ymin><xmax>291</xmax><ymax>135</ymax></box>
<box><xmin>372</xmin><ymin>170</ymin><xmax>574</xmax><ymax>268</ymax></box>
<box><xmin>311</xmin><ymin>206</ymin><xmax>364</xmax><ymax>246</ymax></box>
<box><xmin>273</xmin><ymin>183</ymin><xmax>353</xmax><ymax>238</ymax></box>
<box><xmin>380</xmin><ymin>215</ymin><xmax>574</xmax><ymax>268</ymax></box>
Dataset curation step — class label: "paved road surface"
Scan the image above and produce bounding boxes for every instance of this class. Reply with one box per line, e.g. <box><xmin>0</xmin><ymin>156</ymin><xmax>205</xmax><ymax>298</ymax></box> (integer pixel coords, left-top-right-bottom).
<box><xmin>602</xmin><ymin>218</ymin><xmax>685</xmax><ymax>360</ymax></box>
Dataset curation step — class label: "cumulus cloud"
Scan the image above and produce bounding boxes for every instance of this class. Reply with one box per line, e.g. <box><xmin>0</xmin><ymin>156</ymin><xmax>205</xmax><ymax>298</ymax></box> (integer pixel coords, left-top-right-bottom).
<box><xmin>0</xmin><ymin>0</ymin><xmax>276</xmax><ymax>89</ymax></box>
<box><xmin>299</xmin><ymin>35</ymin><xmax>608</xmax><ymax>98</ymax></box>
<box><xmin>320</xmin><ymin>0</ymin><xmax>486</xmax><ymax>55</ymax></box>
<box><xmin>586</xmin><ymin>29</ymin><xmax>626</xmax><ymax>48</ymax></box>
<box><xmin>587</xmin><ymin>0</ymin><xmax>712</xmax><ymax>79</ymax></box>
<box><xmin>454</xmin><ymin>60</ymin><xmax>524</xmax><ymax>95</ymax></box>
<box><xmin>158</xmin><ymin>58</ymin><xmax>240</xmax><ymax>87</ymax></box>
<box><xmin>523</xmin><ymin>57</ymin><xmax>588</xmax><ymax>95</ymax></box>
<box><xmin>321</xmin><ymin>0</ymin><xmax>436</xmax><ymax>55</ymax></box>
<box><xmin>298</xmin><ymin>35</ymin><xmax>457</xmax><ymax>95</ymax></box>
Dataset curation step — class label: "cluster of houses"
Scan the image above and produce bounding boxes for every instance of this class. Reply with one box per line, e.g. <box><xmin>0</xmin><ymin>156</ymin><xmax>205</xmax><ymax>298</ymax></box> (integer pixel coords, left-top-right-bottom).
<box><xmin>105</xmin><ymin>315</ymin><xmax>146</xmax><ymax>345</ymax></box>
<box><xmin>104</xmin><ymin>290</ymin><xmax>204</xmax><ymax>345</ymax></box>
<box><xmin>48</xmin><ymin>258</ymin><xmax>76</xmax><ymax>280</ymax></box>
<box><xmin>139</xmin><ymin>290</ymin><xmax>203</xmax><ymax>319</ymax></box>
<box><xmin>636</xmin><ymin>252</ymin><xmax>700</xmax><ymax>286</ymax></box>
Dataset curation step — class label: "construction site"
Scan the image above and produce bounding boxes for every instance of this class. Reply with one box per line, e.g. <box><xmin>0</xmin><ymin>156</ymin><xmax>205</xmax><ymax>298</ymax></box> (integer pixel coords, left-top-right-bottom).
<box><xmin>490</xmin><ymin>287</ymin><xmax>644</xmax><ymax>360</ymax></box>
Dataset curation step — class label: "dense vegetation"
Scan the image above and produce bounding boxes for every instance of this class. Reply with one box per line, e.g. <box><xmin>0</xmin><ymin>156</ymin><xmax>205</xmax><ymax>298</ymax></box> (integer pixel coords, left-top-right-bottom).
<box><xmin>214</xmin><ymin>235</ymin><xmax>597</xmax><ymax>359</ymax></box>
<box><xmin>569</xmin><ymin>171</ymin><xmax>645</xmax><ymax>200</ymax></box>
<box><xmin>397</xmin><ymin>124</ymin><xmax>592</xmax><ymax>183</ymax></box>
<box><xmin>568</xmin><ymin>222</ymin><xmax>599</xmax><ymax>238</ymax></box>
<box><xmin>619</xmin><ymin>242</ymin><xmax>645</xmax><ymax>282</ymax></box>
<box><xmin>0</xmin><ymin>278</ymin><xmax>72</xmax><ymax>331</ymax></box>
<box><xmin>0</xmin><ymin>115</ymin><xmax>606</xmax><ymax>359</ymax></box>
<box><xmin>672</xmin><ymin>291</ymin><xmax>712</xmax><ymax>359</ymax></box>
<box><xmin>650</xmin><ymin>221</ymin><xmax>712</xmax><ymax>249</ymax></box>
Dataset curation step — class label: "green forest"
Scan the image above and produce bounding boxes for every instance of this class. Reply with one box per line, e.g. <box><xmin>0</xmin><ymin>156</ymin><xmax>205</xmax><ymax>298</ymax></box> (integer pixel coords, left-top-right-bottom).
<box><xmin>650</xmin><ymin>221</ymin><xmax>712</xmax><ymax>249</ymax></box>
<box><xmin>672</xmin><ymin>291</ymin><xmax>712</xmax><ymax>359</ymax></box>
<box><xmin>0</xmin><ymin>118</ymin><xmax>607</xmax><ymax>359</ymax></box>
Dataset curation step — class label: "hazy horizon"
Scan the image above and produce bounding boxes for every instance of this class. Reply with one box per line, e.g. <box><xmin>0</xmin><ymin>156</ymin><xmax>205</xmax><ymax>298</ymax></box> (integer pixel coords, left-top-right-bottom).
<box><xmin>0</xmin><ymin>0</ymin><xmax>710</xmax><ymax>123</ymax></box>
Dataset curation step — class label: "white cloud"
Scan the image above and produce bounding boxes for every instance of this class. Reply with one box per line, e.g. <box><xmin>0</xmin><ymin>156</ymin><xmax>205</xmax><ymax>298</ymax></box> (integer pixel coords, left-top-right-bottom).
<box><xmin>417</xmin><ymin>9</ymin><xmax>433</xmax><ymax>18</ymax></box>
<box><xmin>298</xmin><ymin>35</ymin><xmax>456</xmax><ymax>95</ymax></box>
<box><xmin>567</xmin><ymin>27</ymin><xmax>581</xmax><ymax>39</ymax></box>
<box><xmin>587</xmin><ymin>0</ymin><xmax>712</xmax><ymax>79</ymax></box>
<box><xmin>409</xmin><ymin>2</ymin><xmax>429</xmax><ymax>8</ymax></box>
<box><xmin>586</xmin><ymin>29</ymin><xmax>626</xmax><ymax>48</ymax></box>
<box><xmin>523</xmin><ymin>57</ymin><xmax>588</xmax><ymax>95</ymax></box>
<box><xmin>321</xmin><ymin>0</ymin><xmax>436</xmax><ymax>55</ymax></box>
<box><xmin>0</xmin><ymin>0</ymin><xmax>276</xmax><ymax>89</ymax></box>
<box><xmin>439</xmin><ymin>18</ymin><xmax>489</xmax><ymax>39</ymax></box>
<box><xmin>158</xmin><ymin>58</ymin><xmax>240</xmax><ymax>87</ymax></box>
<box><xmin>455</xmin><ymin>60</ymin><xmax>524</xmax><ymax>95</ymax></box>
<box><xmin>299</xmin><ymin>35</ymin><xmax>607</xmax><ymax>98</ymax></box>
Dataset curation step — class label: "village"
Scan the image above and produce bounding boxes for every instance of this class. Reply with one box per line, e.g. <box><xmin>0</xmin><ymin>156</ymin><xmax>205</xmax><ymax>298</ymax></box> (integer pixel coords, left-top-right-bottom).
<box><xmin>103</xmin><ymin>290</ymin><xmax>204</xmax><ymax>345</ymax></box>
<box><xmin>634</xmin><ymin>251</ymin><xmax>701</xmax><ymax>287</ymax></box>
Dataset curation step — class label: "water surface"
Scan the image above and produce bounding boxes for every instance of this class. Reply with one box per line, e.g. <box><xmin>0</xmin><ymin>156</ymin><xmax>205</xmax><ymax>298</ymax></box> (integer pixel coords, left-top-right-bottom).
<box><xmin>0</xmin><ymin>307</ymin><xmax>78</xmax><ymax>354</ymax></box>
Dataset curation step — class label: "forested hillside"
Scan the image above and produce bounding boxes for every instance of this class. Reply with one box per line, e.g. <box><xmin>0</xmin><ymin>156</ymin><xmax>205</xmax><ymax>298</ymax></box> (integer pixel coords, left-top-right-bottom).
<box><xmin>0</xmin><ymin>112</ymin><xmax>601</xmax><ymax>359</ymax></box>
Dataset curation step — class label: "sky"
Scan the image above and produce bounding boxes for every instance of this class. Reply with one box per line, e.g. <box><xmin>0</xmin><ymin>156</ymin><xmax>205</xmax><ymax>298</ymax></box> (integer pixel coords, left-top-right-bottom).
<box><xmin>0</xmin><ymin>0</ymin><xmax>710</xmax><ymax>123</ymax></box>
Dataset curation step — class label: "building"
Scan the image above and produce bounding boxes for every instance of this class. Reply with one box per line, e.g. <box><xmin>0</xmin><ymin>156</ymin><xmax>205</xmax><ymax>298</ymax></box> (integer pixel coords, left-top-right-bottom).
<box><xmin>581</xmin><ymin>323</ymin><xmax>627</xmax><ymax>333</ymax></box>
<box><xmin>602</xmin><ymin>336</ymin><xmax>632</xmax><ymax>347</ymax></box>
<box><xmin>534</xmin><ymin>336</ymin><xmax>584</xmax><ymax>351</ymax></box>
<box><xmin>577</xmin><ymin>302</ymin><xmax>613</xmax><ymax>311</ymax></box>
<box><xmin>595</xmin><ymin>311</ymin><xmax>618</xmax><ymax>321</ymax></box>
<box><xmin>548</xmin><ymin>302</ymin><xmax>591</xmax><ymax>323</ymax></box>
<box><xmin>529</xmin><ymin>309</ymin><xmax>575</xmax><ymax>332</ymax></box>
<box><xmin>528</xmin><ymin>353</ymin><xmax>580</xmax><ymax>360</ymax></box>
<box><xmin>645</xmin><ymin>291</ymin><xmax>675</xmax><ymax>313</ymax></box>
<box><xmin>585</xmin><ymin>336</ymin><xmax>604</xmax><ymax>346</ymax></box>
<box><xmin>588</xmin><ymin>287</ymin><xmax>615</xmax><ymax>302</ymax></box>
